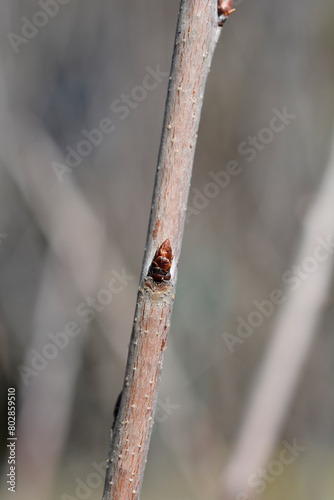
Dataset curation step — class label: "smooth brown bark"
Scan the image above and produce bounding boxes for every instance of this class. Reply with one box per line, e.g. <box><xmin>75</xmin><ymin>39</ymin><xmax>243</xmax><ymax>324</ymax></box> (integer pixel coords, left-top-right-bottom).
<box><xmin>103</xmin><ymin>2</ymin><xmax>231</xmax><ymax>498</ymax></box>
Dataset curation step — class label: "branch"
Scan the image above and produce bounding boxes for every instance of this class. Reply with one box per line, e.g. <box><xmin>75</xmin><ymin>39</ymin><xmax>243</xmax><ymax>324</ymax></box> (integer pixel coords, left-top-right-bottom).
<box><xmin>219</xmin><ymin>132</ymin><xmax>334</xmax><ymax>500</ymax></box>
<box><xmin>0</xmin><ymin>112</ymin><xmax>129</xmax><ymax>361</ymax></box>
<box><xmin>14</xmin><ymin>254</ymin><xmax>86</xmax><ymax>500</ymax></box>
<box><xmin>102</xmin><ymin>2</ymin><xmax>234</xmax><ymax>498</ymax></box>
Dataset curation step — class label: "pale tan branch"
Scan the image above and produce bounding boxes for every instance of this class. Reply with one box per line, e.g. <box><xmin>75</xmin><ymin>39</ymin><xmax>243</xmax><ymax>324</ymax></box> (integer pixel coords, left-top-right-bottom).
<box><xmin>219</xmin><ymin>135</ymin><xmax>334</xmax><ymax>500</ymax></box>
<box><xmin>103</xmin><ymin>2</ymin><xmax>226</xmax><ymax>499</ymax></box>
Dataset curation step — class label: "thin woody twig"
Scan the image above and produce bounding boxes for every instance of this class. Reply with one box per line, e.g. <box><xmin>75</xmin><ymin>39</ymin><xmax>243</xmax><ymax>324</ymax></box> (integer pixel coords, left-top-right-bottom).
<box><xmin>102</xmin><ymin>1</ymin><xmax>233</xmax><ymax>499</ymax></box>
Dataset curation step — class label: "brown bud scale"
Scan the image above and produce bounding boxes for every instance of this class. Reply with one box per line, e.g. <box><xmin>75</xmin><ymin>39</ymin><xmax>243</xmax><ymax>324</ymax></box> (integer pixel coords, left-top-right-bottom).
<box><xmin>217</xmin><ymin>0</ymin><xmax>235</xmax><ymax>27</ymax></box>
<box><xmin>148</xmin><ymin>239</ymin><xmax>173</xmax><ymax>282</ymax></box>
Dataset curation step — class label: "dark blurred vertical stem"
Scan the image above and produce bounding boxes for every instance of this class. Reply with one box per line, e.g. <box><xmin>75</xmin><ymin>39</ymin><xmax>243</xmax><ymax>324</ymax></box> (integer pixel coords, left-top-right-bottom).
<box><xmin>103</xmin><ymin>2</ymin><xmax>232</xmax><ymax>499</ymax></box>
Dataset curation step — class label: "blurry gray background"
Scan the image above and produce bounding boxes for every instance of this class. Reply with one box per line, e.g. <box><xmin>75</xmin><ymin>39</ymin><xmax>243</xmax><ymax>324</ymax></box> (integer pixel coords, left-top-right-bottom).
<box><xmin>0</xmin><ymin>1</ymin><xmax>334</xmax><ymax>499</ymax></box>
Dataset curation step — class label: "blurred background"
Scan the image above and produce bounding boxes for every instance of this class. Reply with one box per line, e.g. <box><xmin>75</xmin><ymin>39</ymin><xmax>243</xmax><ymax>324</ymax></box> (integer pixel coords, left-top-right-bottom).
<box><xmin>0</xmin><ymin>1</ymin><xmax>334</xmax><ymax>499</ymax></box>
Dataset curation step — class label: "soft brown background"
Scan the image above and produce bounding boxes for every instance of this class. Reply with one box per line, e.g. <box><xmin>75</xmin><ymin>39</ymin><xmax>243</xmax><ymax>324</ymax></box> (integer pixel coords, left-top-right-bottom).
<box><xmin>0</xmin><ymin>1</ymin><xmax>334</xmax><ymax>499</ymax></box>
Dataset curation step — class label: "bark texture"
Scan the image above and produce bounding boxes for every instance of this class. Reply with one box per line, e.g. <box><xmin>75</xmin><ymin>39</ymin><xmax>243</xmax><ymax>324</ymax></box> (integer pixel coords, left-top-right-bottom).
<box><xmin>103</xmin><ymin>2</ymin><xmax>225</xmax><ymax>498</ymax></box>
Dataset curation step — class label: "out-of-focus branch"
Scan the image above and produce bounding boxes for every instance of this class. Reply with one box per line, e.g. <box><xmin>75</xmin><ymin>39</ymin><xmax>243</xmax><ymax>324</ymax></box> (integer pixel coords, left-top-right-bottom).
<box><xmin>13</xmin><ymin>255</ymin><xmax>87</xmax><ymax>500</ymax></box>
<box><xmin>219</xmin><ymin>134</ymin><xmax>334</xmax><ymax>500</ymax></box>
<box><xmin>0</xmin><ymin>105</ymin><xmax>131</xmax><ymax>360</ymax></box>
<box><xmin>0</xmin><ymin>115</ymin><xmax>105</xmax><ymax>297</ymax></box>
<box><xmin>0</xmin><ymin>90</ymin><xmax>131</xmax><ymax>500</ymax></box>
